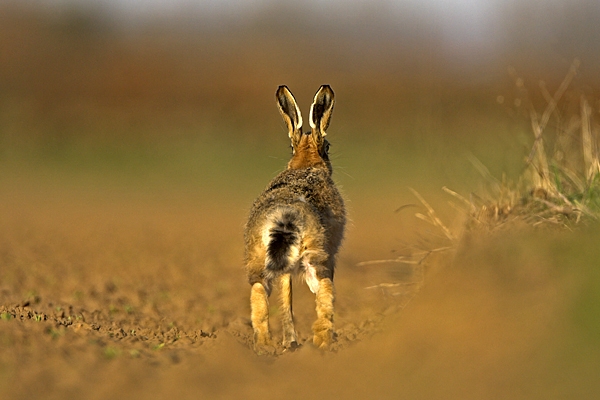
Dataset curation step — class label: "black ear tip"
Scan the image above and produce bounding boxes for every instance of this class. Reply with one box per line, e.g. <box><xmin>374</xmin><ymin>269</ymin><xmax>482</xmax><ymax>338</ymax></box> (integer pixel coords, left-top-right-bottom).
<box><xmin>276</xmin><ymin>86</ymin><xmax>292</xmax><ymax>104</ymax></box>
<box><xmin>319</xmin><ymin>85</ymin><xmax>334</xmax><ymax>96</ymax></box>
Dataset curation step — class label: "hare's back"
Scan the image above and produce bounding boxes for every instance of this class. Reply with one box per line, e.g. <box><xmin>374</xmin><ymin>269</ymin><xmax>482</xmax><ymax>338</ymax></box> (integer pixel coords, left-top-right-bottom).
<box><xmin>265</xmin><ymin>168</ymin><xmax>341</xmax><ymax>208</ymax></box>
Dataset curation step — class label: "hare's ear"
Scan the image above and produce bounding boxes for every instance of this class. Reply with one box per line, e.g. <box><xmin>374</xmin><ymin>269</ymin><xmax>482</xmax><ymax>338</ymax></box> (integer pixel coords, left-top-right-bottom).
<box><xmin>276</xmin><ymin>86</ymin><xmax>303</xmax><ymax>144</ymax></box>
<box><xmin>309</xmin><ymin>85</ymin><xmax>335</xmax><ymax>136</ymax></box>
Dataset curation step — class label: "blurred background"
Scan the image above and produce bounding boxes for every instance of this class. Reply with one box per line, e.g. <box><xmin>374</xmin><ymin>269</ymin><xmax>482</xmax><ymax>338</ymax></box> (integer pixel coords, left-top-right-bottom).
<box><xmin>2</xmin><ymin>0</ymin><xmax>600</xmax><ymax>199</ymax></box>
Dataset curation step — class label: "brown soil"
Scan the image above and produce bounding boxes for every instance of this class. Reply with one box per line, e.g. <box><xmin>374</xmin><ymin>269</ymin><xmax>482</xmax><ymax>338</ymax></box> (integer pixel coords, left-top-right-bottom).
<box><xmin>0</xmin><ymin>186</ymin><xmax>579</xmax><ymax>399</ymax></box>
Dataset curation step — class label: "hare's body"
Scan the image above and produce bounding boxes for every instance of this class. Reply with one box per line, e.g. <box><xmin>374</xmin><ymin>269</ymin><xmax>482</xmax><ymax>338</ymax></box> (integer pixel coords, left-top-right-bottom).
<box><xmin>244</xmin><ymin>85</ymin><xmax>345</xmax><ymax>351</ymax></box>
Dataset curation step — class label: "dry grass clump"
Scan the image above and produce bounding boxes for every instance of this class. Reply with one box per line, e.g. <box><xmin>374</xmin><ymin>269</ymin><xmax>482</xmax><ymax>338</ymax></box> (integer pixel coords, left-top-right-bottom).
<box><xmin>357</xmin><ymin>60</ymin><xmax>600</xmax><ymax>300</ymax></box>
<box><xmin>451</xmin><ymin>59</ymin><xmax>600</xmax><ymax>230</ymax></box>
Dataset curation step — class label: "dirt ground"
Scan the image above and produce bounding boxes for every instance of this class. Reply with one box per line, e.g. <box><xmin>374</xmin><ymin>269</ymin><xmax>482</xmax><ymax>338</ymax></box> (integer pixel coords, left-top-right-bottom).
<box><xmin>0</xmin><ymin>179</ymin><xmax>598</xmax><ymax>400</ymax></box>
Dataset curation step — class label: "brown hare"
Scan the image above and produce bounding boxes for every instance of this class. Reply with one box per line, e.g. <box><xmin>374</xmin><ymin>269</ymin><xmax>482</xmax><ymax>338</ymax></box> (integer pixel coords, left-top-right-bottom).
<box><xmin>244</xmin><ymin>85</ymin><xmax>346</xmax><ymax>352</ymax></box>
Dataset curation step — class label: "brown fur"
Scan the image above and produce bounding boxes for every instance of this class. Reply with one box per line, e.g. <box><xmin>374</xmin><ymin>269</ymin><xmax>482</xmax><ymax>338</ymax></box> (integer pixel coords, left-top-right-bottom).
<box><xmin>244</xmin><ymin>85</ymin><xmax>346</xmax><ymax>352</ymax></box>
<box><xmin>288</xmin><ymin>134</ymin><xmax>328</xmax><ymax>170</ymax></box>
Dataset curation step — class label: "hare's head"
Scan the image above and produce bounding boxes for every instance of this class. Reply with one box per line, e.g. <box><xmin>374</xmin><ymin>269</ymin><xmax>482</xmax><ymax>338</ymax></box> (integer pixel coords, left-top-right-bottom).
<box><xmin>276</xmin><ymin>85</ymin><xmax>335</xmax><ymax>172</ymax></box>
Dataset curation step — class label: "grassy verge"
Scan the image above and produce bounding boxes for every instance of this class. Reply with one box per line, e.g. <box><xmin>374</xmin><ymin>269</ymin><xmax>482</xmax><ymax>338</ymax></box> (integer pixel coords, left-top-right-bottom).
<box><xmin>444</xmin><ymin>60</ymin><xmax>600</xmax><ymax>231</ymax></box>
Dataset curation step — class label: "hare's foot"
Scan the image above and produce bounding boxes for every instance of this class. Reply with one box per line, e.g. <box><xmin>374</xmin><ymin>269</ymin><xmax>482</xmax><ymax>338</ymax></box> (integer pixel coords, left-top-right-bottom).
<box><xmin>279</xmin><ymin>273</ymin><xmax>299</xmax><ymax>350</ymax></box>
<box><xmin>312</xmin><ymin>277</ymin><xmax>335</xmax><ymax>350</ymax></box>
<box><xmin>312</xmin><ymin>318</ymin><xmax>334</xmax><ymax>350</ymax></box>
<box><xmin>250</xmin><ymin>282</ymin><xmax>274</xmax><ymax>355</ymax></box>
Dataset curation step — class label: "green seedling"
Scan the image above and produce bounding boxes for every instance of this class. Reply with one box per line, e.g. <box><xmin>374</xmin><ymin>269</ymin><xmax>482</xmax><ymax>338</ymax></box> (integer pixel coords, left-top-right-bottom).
<box><xmin>103</xmin><ymin>346</ymin><xmax>120</xmax><ymax>359</ymax></box>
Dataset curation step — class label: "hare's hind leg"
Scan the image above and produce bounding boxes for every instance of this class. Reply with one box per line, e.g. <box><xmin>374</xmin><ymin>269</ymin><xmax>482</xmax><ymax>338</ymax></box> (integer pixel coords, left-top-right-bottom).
<box><xmin>279</xmin><ymin>273</ymin><xmax>298</xmax><ymax>348</ymax></box>
<box><xmin>312</xmin><ymin>277</ymin><xmax>335</xmax><ymax>350</ymax></box>
<box><xmin>250</xmin><ymin>282</ymin><xmax>273</xmax><ymax>352</ymax></box>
